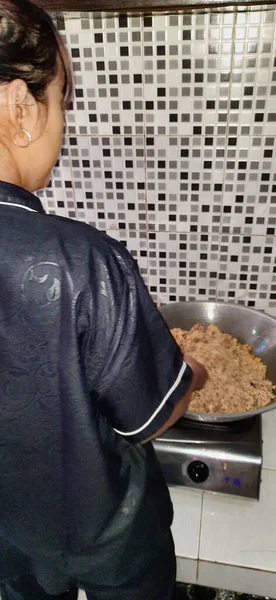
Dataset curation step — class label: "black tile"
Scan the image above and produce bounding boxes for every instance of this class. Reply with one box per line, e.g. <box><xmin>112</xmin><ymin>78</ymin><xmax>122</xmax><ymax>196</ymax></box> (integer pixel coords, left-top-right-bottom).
<box><xmin>119</xmin><ymin>14</ymin><xmax>128</xmax><ymax>27</ymax></box>
<box><xmin>120</xmin><ymin>47</ymin><xmax>129</xmax><ymax>56</ymax></box>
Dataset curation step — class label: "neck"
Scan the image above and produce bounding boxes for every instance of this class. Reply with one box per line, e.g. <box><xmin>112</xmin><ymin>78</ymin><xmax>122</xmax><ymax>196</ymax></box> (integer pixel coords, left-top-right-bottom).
<box><xmin>0</xmin><ymin>143</ymin><xmax>23</xmax><ymax>188</ymax></box>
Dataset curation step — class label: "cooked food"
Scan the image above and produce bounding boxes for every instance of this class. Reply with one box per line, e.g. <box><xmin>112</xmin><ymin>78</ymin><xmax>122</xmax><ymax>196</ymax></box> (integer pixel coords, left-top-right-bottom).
<box><xmin>171</xmin><ymin>324</ymin><xmax>275</xmax><ymax>414</ymax></box>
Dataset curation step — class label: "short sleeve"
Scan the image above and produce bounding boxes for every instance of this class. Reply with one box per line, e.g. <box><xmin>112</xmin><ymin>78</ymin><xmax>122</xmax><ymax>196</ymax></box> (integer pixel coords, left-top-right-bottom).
<box><xmin>84</xmin><ymin>240</ymin><xmax>193</xmax><ymax>444</ymax></box>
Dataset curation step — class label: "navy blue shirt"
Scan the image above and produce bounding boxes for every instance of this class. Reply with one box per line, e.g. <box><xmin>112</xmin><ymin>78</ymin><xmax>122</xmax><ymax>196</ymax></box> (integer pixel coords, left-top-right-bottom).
<box><xmin>0</xmin><ymin>181</ymin><xmax>192</xmax><ymax>594</ymax></box>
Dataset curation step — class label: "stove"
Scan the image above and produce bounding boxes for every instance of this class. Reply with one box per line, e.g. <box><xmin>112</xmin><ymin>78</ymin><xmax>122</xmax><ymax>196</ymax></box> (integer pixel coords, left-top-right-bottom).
<box><xmin>153</xmin><ymin>415</ymin><xmax>262</xmax><ymax>500</ymax></box>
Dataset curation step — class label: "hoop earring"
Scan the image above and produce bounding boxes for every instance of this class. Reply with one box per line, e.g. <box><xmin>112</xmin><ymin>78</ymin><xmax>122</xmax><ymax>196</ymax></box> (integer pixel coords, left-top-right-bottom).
<box><xmin>13</xmin><ymin>129</ymin><xmax>32</xmax><ymax>148</ymax></box>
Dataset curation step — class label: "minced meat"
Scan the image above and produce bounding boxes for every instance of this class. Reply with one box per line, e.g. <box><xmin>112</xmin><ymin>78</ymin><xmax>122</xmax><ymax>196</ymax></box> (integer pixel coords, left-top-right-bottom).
<box><xmin>171</xmin><ymin>324</ymin><xmax>275</xmax><ymax>414</ymax></box>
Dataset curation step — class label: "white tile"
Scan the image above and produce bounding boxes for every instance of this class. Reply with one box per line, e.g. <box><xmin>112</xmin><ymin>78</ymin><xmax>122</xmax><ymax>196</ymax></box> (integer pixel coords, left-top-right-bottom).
<box><xmin>262</xmin><ymin>410</ymin><xmax>276</xmax><ymax>470</ymax></box>
<box><xmin>176</xmin><ymin>557</ymin><xmax>198</xmax><ymax>585</ymax></box>
<box><xmin>170</xmin><ymin>486</ymin><xmax>203</xmax><ymax>559</ymax></box>
<box><xmin>198</xmin><ymin>561</ymin><xmax>276</xmax><ymax>599</ymax></box>
<box><xmin>199</xmin><ymin>469</ymin><xmax>276</xmax><ymax>571</ymax></box>
<box><xmin>265</xmin><ymin>307</ymin><xmax>276</xmax><ymax>319</ymax></box>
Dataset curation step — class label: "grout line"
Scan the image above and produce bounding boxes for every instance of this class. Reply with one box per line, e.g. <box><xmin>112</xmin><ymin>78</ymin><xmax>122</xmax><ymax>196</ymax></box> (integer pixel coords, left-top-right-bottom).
<box><xmin>196</xmin><ymin>492</ymin><xmax>205</xmax><ymax>583</ymax></box>
<box><xmin>141</xmin><ymin>13</ymin><xmax>152</xmax><ymax>295</ymax></box>
<box><xmin>63</xmin><ymin>107</ymin><xmax>80</xmax><ymax>220</ymax></box>
<box><xmin>262</xmin><ymin>466</ymin><xmax>276</xmax><ymax>472</ymax></box>
<box><xmin>195</xmin><ymin>557</ymin><xmax>276</xmax><ymax>575</ymax></box>
<box><xmin>215</xmin><ymin>7</ymin><xmax>238</xmax><ymax>302</ymax></box>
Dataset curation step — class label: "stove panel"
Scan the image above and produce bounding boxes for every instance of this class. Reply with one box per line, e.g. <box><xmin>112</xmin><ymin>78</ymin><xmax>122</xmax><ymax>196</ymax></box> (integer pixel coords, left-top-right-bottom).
<box><xmin>153</xmin><ymin>416</ymin><xmax>262</xmax><ymax>500</ymax></box>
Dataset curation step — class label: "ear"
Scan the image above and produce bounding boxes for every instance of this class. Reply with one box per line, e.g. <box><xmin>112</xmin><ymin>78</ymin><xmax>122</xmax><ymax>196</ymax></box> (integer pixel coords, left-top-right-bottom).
<box><xmin>6</xmin><ymin>79</ymin><xmax>38</xmax><ymax>133</ymax></box>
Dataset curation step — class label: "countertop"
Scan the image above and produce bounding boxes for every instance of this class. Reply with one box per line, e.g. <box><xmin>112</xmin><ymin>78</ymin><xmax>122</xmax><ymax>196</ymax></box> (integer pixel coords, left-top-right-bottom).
<box><xmin>79</xmin><ymin>409</ymin><xmax>276</xmax><ymax>599</ymax></box>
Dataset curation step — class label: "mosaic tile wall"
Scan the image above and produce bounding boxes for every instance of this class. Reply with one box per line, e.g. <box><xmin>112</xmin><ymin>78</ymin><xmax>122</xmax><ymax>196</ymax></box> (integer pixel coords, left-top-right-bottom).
<box><xmin>37</xmin><ymin>6</ymin><xmax>276</xmax><ymax>312</ymax></box>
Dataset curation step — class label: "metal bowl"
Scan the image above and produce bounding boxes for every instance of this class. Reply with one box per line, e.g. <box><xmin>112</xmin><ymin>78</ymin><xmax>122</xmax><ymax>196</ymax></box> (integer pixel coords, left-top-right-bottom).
<box><xmin>159</xmin><ymin>301</ymin><xmax>276</xmax><ymax>423</ymax></box>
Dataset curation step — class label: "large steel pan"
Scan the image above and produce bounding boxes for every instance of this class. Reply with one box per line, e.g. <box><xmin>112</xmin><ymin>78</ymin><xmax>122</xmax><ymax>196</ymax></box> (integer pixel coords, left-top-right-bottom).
<box><xmin>160</xmin><ymin>301</ymin><xmax>276</xmax><ymax>423</ymax></box>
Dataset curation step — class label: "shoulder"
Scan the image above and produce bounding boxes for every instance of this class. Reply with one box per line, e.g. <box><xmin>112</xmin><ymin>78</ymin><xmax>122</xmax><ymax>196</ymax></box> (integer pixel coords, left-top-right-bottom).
<box><xmin>43</xmin><ymin>213</ymin><xmax>135</xmax><ymax>272</ymax></box>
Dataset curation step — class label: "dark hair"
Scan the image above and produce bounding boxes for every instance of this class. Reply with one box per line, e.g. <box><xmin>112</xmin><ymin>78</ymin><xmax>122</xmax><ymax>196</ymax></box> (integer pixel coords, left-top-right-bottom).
<box><xmin>0</xmin><ymin>0</ymin><xmax>73</xmax><ymax>104</ymax></box>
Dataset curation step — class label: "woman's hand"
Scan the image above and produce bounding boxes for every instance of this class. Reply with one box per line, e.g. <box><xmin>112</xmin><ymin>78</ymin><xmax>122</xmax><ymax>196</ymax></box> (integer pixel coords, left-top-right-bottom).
<box><xmin>184</xmin><ymin>354</ymin><xmax>208</xmax><ymax>391</ymax></box>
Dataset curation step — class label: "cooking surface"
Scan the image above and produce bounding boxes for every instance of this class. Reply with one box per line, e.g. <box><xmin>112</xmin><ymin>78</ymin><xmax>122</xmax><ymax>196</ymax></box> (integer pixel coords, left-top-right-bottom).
<box><xmin>160</xmin><ymin>302</ymin><xmax>276</xmax><ymax>422</ymax></box>
<box><xmin>153</xmin><ymin>416</ymin><xmax>262</xmax><ymax>499</ymax></box>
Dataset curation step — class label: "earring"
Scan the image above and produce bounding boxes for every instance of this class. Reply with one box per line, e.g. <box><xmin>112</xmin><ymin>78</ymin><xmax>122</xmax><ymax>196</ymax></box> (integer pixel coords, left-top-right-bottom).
<box><xmin>13</xmin><ymin>128</ymin><xmax>32</xmax><ymax>148</ymax></box>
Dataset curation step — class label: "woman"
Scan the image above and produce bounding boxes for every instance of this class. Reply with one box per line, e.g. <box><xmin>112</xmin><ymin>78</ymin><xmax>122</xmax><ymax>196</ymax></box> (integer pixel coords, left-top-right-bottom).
<box><xmin>0</xmin><ymin>2</ymin><xmax>207</xmax><ymax>599</ymax></box>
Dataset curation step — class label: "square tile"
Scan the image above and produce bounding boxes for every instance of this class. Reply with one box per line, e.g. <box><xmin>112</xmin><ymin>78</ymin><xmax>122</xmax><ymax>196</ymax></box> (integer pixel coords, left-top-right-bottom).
<box><xmin>142</xmin><ymin>10</ymin><xmax>233</xmax><ymax>135</ymax></box>
<box><xmin>221</xmin><ymin>137</ymin><xmax>276</xmax><ymax>235</ymax></box>
<box><xmin>216</xmin><ymin>234</ymin><xmax>276</xmax><ymax>309</ymax></box>
<box><xmin>106</xmin><ymin>229</ymin><xmax>148</xmax><ymax>282</ymax></box>
<box><xmin>146</xmin><ymin>136</ymin><xmax>224</xmax><ymax>233</ymax></box>
<box><xmin>231</xmin><ymin>6</ymin><xmax>276</xmax><ymax>137</ymax></box>
<box><xmin>45</xmin><ymin>6</ymin><xmax>276</xmax><ymax>319</ymax></box>
<box><xmin>265</xmin><ymin>307</ymin><xmax>276</xmax><ymax>318</ymax></box>
<box><xmin>262</xmin><ymin>409</ymin><xmax>276</xmax><ymax>470</ymax></box>
<box><xmin>176</xmin><ymin>557</ymin><xmax>198</xmax><ymax>585</ymax></box>
<box><xmin>200</xmin><ymin>469</ymin><xmax>276</xmax><ymax>571</ymax></box>
<box><xmin>147</xmin><ymin>232</ymin><xmax>219</xmax><ymax>305</ymax></box>
<box><xmin>170</xmin><ymin>486</ymin><xmax>203</xmax><ymax>559</ymax></box>
<box><xmin>37</xmin><ymin>139</ymin><xmax>75</xmax><ymax>219</ymax></box>
<box><xmin>198</xmin><ymin>561</ymin><xmax>276</xmax><ymax>598</ymax></box>
<box><xmin>68</xmin><ymin>136</ymin><xmax>146</xmax><ymax>230</ymax></box>
<box><xmin>63</xmin><ymin>13</ymin><xmax>144</xmax><ymax>136</ymax></box>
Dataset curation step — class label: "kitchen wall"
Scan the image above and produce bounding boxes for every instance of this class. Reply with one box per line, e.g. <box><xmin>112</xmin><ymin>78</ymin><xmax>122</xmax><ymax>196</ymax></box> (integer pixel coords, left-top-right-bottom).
<box><xmin>38</xmin><ymin>5</ymin><xmax>276</xmax><ymax>313</ymax></box>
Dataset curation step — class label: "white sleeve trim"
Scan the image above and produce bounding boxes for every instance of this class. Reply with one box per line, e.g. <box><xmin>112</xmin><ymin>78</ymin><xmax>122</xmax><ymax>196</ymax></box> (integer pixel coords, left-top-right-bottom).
<box><xmin>114</xmin><ymin>360</ymin><xmax>187</xmax><ymax>437</ymax></box>
<box><xmin>0</xmin><ymin>202</ymin><xmax>37</xmax><ymax>213</ymax></box>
